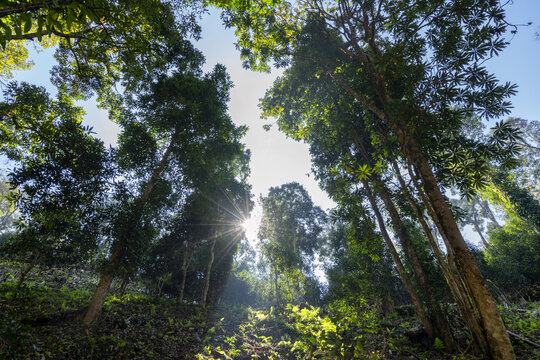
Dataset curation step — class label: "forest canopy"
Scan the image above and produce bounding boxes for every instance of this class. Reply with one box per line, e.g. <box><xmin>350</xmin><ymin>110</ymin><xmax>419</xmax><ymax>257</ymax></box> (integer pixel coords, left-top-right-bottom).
<box><xmin>0</xmin><ymin>1</ymin><xmax>539</xmax><ymax>359</ymax></box>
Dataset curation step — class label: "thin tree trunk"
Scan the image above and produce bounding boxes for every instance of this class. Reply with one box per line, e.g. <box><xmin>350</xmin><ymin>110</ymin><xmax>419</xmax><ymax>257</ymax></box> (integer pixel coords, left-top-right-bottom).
<box><xmin>362</xmin><ymin>180</ymin><xmax>434</xmax><ymax>340</ymax></box>
<box><xmin>179</xmin><ymin>243</ymin><xmax>193</xmax><ymax>303</ymax></box>
<box><xmin>407</xmin><ymin>158</ymin><xmax>497</xmax><ymax>354</ymax></box>
<box><xmin>406</xmin><ymin>158</ymin><xmax>492</xmax><ymax>354</ymax></box>
<box><xmin>83</xmin><ymin>246</ymin><xmax>121</xmax><ymax>325</ymax></box>
<box><xmin>377</xmin><ymin>180</ymin><xmax>454</xmax><ymax>348</ymax></box>
<box><xmin>351</xmin><ymin>132</ymin><xmax>454</xmax><ymax>348</ymax></box>
<box><xmin>273</xmin><ymin>264</ymin><xmax>281</xmax><ymax>312</ymax></box>
<box><xmin>157</xmin><ymin>278</ymin><xmax>164</xmax><ymax>297</ymax></box>
<box><xmin>16</xmin><ymin>253</ymin><xmax>40</xmax><ymax>290</ymax></box>
<box><xmin>201</xmin><ymin>235</ymin><xmax>217</xmax><ymax>309</ymax></box>
<box><xmin>479</xmin><ymin>197</ymin><xmax>501</xmax><ymax>228</ymax></box>
<box><xmin>471</xmin><ymin>214</ymin><xmax>490</xmax><ymax>248</ymax></box>
<box><xmin>392</xmin><ymin>157</ymin><xmax>487</xmax><ymax>353</ymax></box>
<box><xmin>83</xmin><ymin>126</ymin><xmax>181</xmax><ymax>325</ymax></box>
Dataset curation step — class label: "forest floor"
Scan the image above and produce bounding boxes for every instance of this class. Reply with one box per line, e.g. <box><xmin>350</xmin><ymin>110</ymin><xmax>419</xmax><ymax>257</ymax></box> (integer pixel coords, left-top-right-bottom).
<box><xmin>1</xmin><ymin>262</ymin><xmax>539</xmax><ymax>359</ymax></box>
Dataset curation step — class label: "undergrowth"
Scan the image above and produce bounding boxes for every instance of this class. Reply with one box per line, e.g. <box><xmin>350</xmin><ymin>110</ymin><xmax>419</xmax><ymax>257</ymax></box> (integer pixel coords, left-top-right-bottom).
<box><xmin>1</xmin><ymin>261</ymin><xmax>539</xmax><ymax>359</ymax></box>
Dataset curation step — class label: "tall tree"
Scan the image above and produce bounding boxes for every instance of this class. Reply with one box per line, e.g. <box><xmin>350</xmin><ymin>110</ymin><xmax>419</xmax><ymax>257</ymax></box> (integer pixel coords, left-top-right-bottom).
<box><xmin>0</xmin><ymin>82</ymin><xmax>109</xmax><ymax>280</ymax></box>
<box><xmin>0</xmin><ymin>175</ymin><xmax>18</xmax><ymax>233</ymax></box>
<box><xmin>322</xmin><ymin>218</ymin><xmax>396</xmax><ymax>314</ymax></box>
<box><xmin>83</xmin><ymin>60</ymin><xmax>249</xmax><ymax>323</ymax></box>
<box><xmin>258</xmin><ymin>182</ymin><xmax>325</xmax><ymax>308</ymax></box>
<box><xmin>217</xmin><ymin>1</ymin><xmax>521</xmax><ymax>357</ymax></box>
<box><xmin>1</xmin><ymin>0</ymin><xmax>203</xmax><ymax>119</ymax></box>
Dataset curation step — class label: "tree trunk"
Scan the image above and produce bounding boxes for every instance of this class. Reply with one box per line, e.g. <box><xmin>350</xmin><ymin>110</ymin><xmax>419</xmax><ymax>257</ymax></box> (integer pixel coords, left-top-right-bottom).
<box><xmin>179</xmin><ymin>243</ymin><xmax>194</xmax><ymax>304</ymax></box>
<box><xmin>377</xmin><ymin>181</ymin><xmax>454</xmax><ymax>348</ymax></box>
<box><xmin>479</xmin><ymin>197</ymin><xmax>501</xmax><ymax>228</ymax></box>
<box><xmin>362</xmin><ymin>180</ymin><xmax>434</xmax><ymax>340</ymax></box>
<box><xmin>16</xmin><ymin>253</ymin><xmax>40</xmax><ymax>290</ymax></box>
<box><xmin>328</xmin><ymin>52</ymin><xmax>514</xmax><ymax>359</ymax></box>
<box><xmin>273</xmin><ymin>264</ymin><xmax>281</xmax><ymax>311</ymax></box>
<box><xmin>350</xmin><ymin>133</ymin><xmax>454</xmax><ymax>348</ymax></box>
<box><xmin>392</xmin><ymin>157</ymin><xmax>488</xmax><ymax>353</ymax></box>
<box><xmin>83</xmin><ymin>126</ymin><xmax>181</xmax><ymax>325</ymax></box>
<box><xmin>83</xmin><ymin>246</ymin><xmax>121</xmax><ymax>325</ymax></box>
<box><xmin>471</xmin><ymin>214</ymin><xmax>490</xmax><ymax>248</ymax></box>
<box><xmin>399</xmin><ymin>132</ymin><xmax>514</xmax><ymax>359</ymax></box>
<box><xmin>200</xmin><ymin>235</ymin><xmax>217</xmax><ymax>309</ymax></box>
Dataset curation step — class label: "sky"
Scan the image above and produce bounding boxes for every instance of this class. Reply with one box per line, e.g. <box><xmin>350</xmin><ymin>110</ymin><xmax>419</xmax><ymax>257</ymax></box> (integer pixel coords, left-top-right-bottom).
<box><xmin>196</xmin><ymin>11</ymin><xmax>336</xmax><ymax>212</ymax></box>
<box><xmin>5</xmin><ymin>1</ymin><xmax>540</xmax><ymax>244</ymax></box>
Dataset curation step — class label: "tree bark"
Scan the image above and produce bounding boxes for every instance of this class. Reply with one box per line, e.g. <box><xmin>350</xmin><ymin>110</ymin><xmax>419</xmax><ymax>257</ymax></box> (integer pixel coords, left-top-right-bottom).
<box><xmin>407</xmin><ymin>156</ymin><xmax>495</xmax><ymax>355</ymax></box>
<box><xmin>83</xmin><ymin>246</ymin><xmax>120</xmax><ymax>325</ymax></box>
<box><xmin>179</xmin><ymin>242</ymin><xmax>194</xmax><ymax>304</ymax></box>
<box><xmin>362</xmin><ymin>179</ymin><xmax>434</xmax><ymax>340</ymax></box>
<box><xmin>399</xmin><ymin>132</ymin><xmax>514</xmax><ymax>359</ymax></box>
<box><xmin>200</xmin><ymin>235</ymin><xmax>217</xmax><ymax>309</ymax></box>
<box><xmin>479</xmin><ymin>197</ymin><xmax>501</xmax><ymax>229</ymax></box>
<box><xmin>351</xmin><ymin>132</ymin><xmax>454</xmax><ymax>348</ymax></box>
<box><xmin>392</xmin><ymin>157</ymin><xmax>488</xmax><ymax>353</ymax></box>
<box><xmin>273</xmin><ymin>264</ymin><xmax>281</xmax><ymax>312</ymax></box>
<box><xmin>83</xmin><ymin>126</ymin><xmax>181</xmax><ymax>325</ymax></box>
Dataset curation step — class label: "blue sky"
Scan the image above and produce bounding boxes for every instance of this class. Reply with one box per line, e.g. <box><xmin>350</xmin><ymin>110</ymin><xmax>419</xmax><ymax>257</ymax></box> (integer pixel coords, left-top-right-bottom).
<box><xmin>5</xmin><ymin>1</ymin><xmax>540</xmax><ymax>243</ymax></box>
<box><xmin>484</xmin><ymin>0</ymin><xmax>540</xmax><ymax>123</ymax></box>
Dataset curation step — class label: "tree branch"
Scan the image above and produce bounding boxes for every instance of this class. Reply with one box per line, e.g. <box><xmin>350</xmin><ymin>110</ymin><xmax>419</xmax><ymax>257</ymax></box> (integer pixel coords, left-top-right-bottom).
<box><xmin>507</xmin><ymin>330</ymin><xmax>540</xmax><ymax>348</ymax></box>
<box><xmin>9</xmin><ymin>26</ymin><xmax>95</xmax><ymax>41</ymax></box>
<box><xmin>0</xmin><ymin>0</ymin><xmax>79</xmax><ymax>18</ymax></box>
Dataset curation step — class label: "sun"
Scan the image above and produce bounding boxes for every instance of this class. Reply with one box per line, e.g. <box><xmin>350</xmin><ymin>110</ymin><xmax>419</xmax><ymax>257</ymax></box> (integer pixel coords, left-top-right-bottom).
<box><xmin>241</xmin><ymin>204</ymin><xmax>262</xmax><ymax>247</ymax></box>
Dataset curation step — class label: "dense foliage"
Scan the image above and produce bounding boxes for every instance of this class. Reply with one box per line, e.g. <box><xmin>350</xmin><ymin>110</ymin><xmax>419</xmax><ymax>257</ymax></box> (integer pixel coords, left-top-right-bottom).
<box><xmin>0</xmin><ymin>0</ymin><xmax>538</xmax><ymax>359</ymax></box>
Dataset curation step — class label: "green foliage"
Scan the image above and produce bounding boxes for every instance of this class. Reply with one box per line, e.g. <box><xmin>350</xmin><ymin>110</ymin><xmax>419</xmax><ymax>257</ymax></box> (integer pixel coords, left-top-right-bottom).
<box><xmin>259</xmin><ymin>182</ymin><xmax>325</xmax><ymax>270</ymax></box>
<box><xmin>0</xmin><ymin>40</ymin><xmax>32</xmax><ymax>80</ymax></box>
<box><xmin>0</xmin><ymin>82</ymin><xmax>109</xmax><ymax>266</ymax></box>
<box><xmin>491</xmin><ymin>170</ymin><xmax>540</xmax><ymax>230</ymax></box>
<box><xmin>0</xmin><ymin>5</ymin><xmax>253</xmax><ymax>303</ymax></box>
<box><xmin>195</xmin><ymin>305</ymin><xmax>290</xmax><ymax>359</ymax></box>
<box><xmin>283</xmin><ymin>301</ymin><xmax>382</xmax><ymax>359</ymax></box>
<box><xmin>258</xmin><ymin>182</ymin><xmax>326</xmax><ymax>306</ymax></box>
<box><xmin>2</xmin><ymin>0</ymin><xmax>204</xmax><ymax>120</ymax></box>
<box><xmin>196</xmin><ymin>300</ymin><xmax>423</xmax><ymax>359</ymax></box>
<box><xmin>499</xmin><ymin>302</ymin><xmax>540</xmax><ymax>359</ymax></box>
<box><xmin>1</xmin><ymin>260</ymin><xmax>538</xmax><ymax>359</ymax></box>
<box><xmin>0</xmin><ymin>261</ymin><xmax>213</xmax><ymax>359</ymax></box>
<box><xmin>323</xmin><ymin>220</ymin><xmax>398</xmax><ymax>307</ymax></box>
<box><xmin>482</xmin><ymin>218</ymin><xmax>540</xmax><ymax>298</ymax></box>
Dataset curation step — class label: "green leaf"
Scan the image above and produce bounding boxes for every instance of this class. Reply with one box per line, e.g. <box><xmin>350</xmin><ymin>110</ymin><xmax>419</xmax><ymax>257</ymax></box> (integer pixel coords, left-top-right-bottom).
<box><xmin>37</xmin><ymin>16</ymin><xmax>44</xmax><ymax>41</ymax></box>
<box><xmin>23</xmin><ymin>16</ymin><xmax>32</xmax><ymax>33</ymax></box>
<box><xmin>14</xmin><ymin>24</ymin><xmax>22</xmax><ymax>37</ymax></box>
<box><xmin>86</xmin><ymin>9</ymin><xmax>100</xmax><ymax>23</ymax></box>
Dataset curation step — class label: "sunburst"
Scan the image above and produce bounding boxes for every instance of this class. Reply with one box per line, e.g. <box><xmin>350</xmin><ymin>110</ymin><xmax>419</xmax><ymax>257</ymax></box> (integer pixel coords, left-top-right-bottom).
<box><xmin>241</xmin><ymin>203</ymin><xmax>262</xmax><ymax>247</ymax></box>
